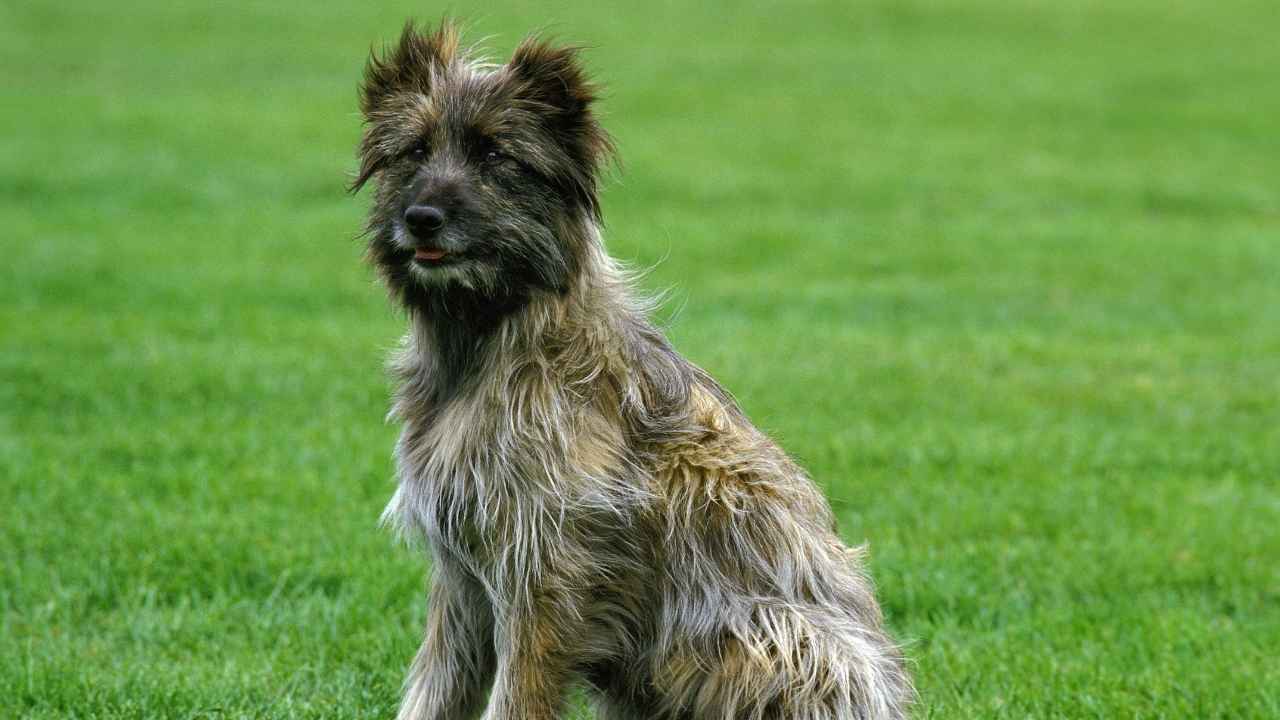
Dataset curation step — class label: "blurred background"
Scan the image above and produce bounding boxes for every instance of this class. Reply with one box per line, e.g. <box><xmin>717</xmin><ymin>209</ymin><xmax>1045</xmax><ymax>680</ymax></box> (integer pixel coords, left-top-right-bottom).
<box><xmin>2</xmin><ymin>0</ymin><xmax>1277</xmax><ymax>717</ymax></box>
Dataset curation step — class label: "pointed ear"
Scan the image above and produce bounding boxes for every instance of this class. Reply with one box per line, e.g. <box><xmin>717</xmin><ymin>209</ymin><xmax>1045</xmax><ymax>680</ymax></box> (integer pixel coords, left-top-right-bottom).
<box><xmin>351</xmin><ymin>20</ymin><xmax>460</xmax><ymax>193</ymax></box>
<box><xmin>508</xmin><ymin>38</ymin><xmax>596</xmax><ymax>115</ymax></box>
<box><xmin>359</xmin><ymin>20</ymin><xmax>460</xmax><ymax>118</ymax></box>
<box><xmin>507</xmin><ymin>37</ymin><xmax>615</xmax><ymax>212</ymax></box>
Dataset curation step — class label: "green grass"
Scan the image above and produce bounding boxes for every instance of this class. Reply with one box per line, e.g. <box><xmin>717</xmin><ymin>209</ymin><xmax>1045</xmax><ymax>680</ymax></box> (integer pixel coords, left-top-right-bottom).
<box><xmin>3</xmin><ymin>0</ymin><xmax>1278</xmax><ymax>717</ymax></box>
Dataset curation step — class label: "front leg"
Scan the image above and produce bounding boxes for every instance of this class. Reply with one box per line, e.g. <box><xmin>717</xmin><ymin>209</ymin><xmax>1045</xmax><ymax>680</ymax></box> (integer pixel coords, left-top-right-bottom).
<box><xmin>481</xmin><ymin>594</ymin><xmax>585</xmax><ymax>720</ymax></box>
<box><xmin>398</xmin><ymin>562</ymin><xmax>496</xmax><ymax>720</ymax></box>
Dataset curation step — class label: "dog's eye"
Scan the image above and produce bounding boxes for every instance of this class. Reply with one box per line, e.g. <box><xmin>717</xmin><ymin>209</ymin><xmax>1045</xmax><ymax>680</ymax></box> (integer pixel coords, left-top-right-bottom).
<box><xmin>485</xmin><ymin>149</ymin><xmax>506</xmax><ymax>164</ymax></box>
<box><xmin>409</xmin><ymin>142</ymin><xmax>429</xmax><ymax>160</ymax></box>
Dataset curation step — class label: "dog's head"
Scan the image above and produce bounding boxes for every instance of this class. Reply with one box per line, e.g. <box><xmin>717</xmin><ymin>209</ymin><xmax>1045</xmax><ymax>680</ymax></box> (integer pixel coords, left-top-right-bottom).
<box><xmin>352</xmin><ymin>21</ymin><xmax>613</xmax><ymax>310</ymax></box>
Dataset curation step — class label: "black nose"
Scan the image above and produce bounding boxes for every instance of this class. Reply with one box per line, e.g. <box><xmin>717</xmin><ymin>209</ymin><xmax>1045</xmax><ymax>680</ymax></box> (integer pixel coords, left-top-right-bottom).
<box><xmin>404</xmin><ymin>205</ymin><xmax>446</xmax><ymax>237</ymax></box>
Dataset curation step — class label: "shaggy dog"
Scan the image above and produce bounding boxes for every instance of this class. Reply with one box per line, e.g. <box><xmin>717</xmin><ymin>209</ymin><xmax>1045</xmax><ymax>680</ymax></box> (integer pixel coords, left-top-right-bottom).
<box><xmin>352</xmin><ymin>20</ymin><xmax>911</xmax><ymax>720</ymax></box>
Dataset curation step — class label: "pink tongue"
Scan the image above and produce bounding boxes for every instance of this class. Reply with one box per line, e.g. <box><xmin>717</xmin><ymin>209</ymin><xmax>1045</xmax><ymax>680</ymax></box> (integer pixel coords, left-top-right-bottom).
<box><xmin>415</xmin><ymin>248</ymin><xmax>446</xmax><ymax>261</ymax></box>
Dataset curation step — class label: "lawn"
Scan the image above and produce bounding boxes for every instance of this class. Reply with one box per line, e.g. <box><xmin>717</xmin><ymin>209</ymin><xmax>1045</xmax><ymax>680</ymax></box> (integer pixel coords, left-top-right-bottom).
<box><xmin>2</xmin><ymin>0</ymin><xmax>1278</xmax><ymax>717</ymax></box>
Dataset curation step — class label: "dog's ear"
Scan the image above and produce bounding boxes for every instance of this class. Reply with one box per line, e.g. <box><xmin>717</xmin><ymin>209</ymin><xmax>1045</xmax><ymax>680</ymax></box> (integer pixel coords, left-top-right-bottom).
<box><xmin>351</xmin><ymin>21</ymin><xmax>459</xmax><ymax>192</ymax></box>
<box><xmin>359</xmin><ymin>20</ymin><xmax>459</xmax><ymax>117</ymax></box>
<box><xmin>508</xmin><ymin>37</ymin><xmax>615</xmax><ymax>214</ymax></box>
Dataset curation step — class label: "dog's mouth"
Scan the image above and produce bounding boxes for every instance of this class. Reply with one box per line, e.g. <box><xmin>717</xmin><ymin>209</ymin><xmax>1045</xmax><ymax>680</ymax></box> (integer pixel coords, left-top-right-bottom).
<box><xmin>413</xmin><ymin>247</ymin><xmax>451</xmax><ymax>265</ymax></box>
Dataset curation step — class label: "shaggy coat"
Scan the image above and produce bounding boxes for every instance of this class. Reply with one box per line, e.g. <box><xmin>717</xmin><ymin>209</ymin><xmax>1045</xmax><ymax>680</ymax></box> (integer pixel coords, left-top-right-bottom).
<box><xmin>353</xmin><ymin>21</ymin><xmax>911</xmax><ymax>720</ymax></box>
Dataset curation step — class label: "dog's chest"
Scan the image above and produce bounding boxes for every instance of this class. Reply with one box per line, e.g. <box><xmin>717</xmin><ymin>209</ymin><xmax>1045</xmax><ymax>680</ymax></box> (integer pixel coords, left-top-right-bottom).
<box><xmin>385</xmin><ymin>366</ymin><xmax>640</xmax><ymax>582</ymax></box>
<box><xmin>394</xmin><ymin>428</ymin><xmax>495</xmax><ymax>553</ymax></box>
<box><xmin>388</xmin><ymin>388</ymin><xmax>543</xmax><ymax>563</ymax></box>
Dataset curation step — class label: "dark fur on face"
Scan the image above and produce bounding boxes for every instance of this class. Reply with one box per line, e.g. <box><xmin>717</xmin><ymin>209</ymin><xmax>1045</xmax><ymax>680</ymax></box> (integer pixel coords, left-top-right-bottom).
<box><xmin>353</xmin><ymin>22</ymin><xmax>616</xmax><ymax>389</ymax></box>
<box><xmin>354</xmin><ymin>23</ymin><xmax>613</xmax><ymax>378</ymax></box>
<box><xmin>354</xmin><ymin>20</ymin><xmax>911</xmax><ymax>720</ymax></box>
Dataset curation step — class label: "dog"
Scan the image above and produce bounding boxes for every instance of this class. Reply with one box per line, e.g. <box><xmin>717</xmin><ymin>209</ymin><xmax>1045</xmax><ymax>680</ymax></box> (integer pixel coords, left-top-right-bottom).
<box><xmin>351</xmin><ymin>20</ymin><xmax>912</xmax><ymax>720</ymax></box>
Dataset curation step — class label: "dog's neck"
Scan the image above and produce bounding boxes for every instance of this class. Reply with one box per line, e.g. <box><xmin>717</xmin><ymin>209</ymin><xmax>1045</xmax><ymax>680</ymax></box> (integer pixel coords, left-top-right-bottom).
<box><xmin>406</xmin><ymin>288</ymin><xmax>526</xmax><ymax>397</ymax></box>
<box><xmin>401</xmin><ymin>231</ymin><xmax>629</xmax><ymax>409</ymax></box>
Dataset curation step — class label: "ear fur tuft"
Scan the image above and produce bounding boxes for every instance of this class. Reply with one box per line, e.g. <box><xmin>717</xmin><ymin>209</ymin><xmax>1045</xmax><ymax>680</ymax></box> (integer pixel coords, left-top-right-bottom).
<box><xmin>507</xmin><ymin>36</ymin><xmax>616</xmax><ymax>216</ymax></box>
<box><xmin>358</xmin><ymin>19</ymin><xmax>460</xmax><ymax>117</ymax></box>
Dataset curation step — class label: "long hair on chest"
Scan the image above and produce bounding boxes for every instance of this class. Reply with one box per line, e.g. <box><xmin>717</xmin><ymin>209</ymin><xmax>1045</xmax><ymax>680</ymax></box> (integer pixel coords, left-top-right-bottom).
<box><xmin>382</xmin><ymin>234</ymin><xmax>674</xmax><ymax>598</ymax></box>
